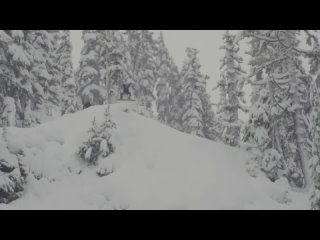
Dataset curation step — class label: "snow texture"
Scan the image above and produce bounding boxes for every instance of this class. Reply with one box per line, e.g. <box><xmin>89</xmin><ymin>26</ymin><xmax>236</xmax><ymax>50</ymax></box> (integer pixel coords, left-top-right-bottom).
<box><xmin>0</xmin><ymin>102</ymin><xmax>308</xmax><ymax>209</ymax></box>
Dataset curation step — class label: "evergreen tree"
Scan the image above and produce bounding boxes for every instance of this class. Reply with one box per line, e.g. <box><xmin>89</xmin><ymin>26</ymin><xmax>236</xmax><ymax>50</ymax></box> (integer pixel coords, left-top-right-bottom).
<box><xmin>310</xmin><ymin>77</ymin><xmax>320</xmax><ymax>209</ymax></box>
<box><xmin>308</xmin><ymin>35</ymin><xmax>320</xmax><ymax>209</ymax></box>
<box><xmin>125</xmin><ymin>30</ymin><xmax>158</xmax><ymax>112</ymax></box>
<box><xmin>0</xmin><ymin>128</ymin><xmax>28</xmax><ymax>204</ymax></box>
<box><xmin>201</xmin><ymin>92</ymin><xmax>219</xmax><ymax>141</ymax></box>
<box><xmin>166</xmin><ymin>58</ymin><xmax>183</xmax><ymax>130</ymax></box>
<box><xmin>1</xmin><ymin>30</ymin><xmax>30</xmax><ymax>127</ymax></box>
<box><xmin>54</xmin><ymin>30</ymin><xmax>80</xmax><ymax>115</ymax></box>
<box><xmin>103</xmin><ymin>30</ymin><xmax>129</xmax><ymax>102</ymax></box>
<box><xmin>77</xmin><ymin>30</ymin><xmax>108</xmax><ymax>107</ymax></box>
<box><xmin>28</xmin><ymin>30</ymin><xmax>61</xmax><ymax>122</ymax></box>
<box><xmin>61</xmin><ymin>77</ymin><xmax>80</xmax><ymax>115</ymax></box>
<box><xmin>155</xmin><ymin>32</ymin><xmax>172</xmax><ymax>123</ymax></box>
<box><xmin>178</xmin><ymin>48</ymin><xmax>209</xmax><ymax>137</ymax></box>
<box><xmin>216</xmin><ymin>31</ymin><xmax>246</xmax><ymax>146</ymax></box>
<box><xmin>78</xmin><ymin>106</ymin><xmax>116</xmax><ymax>166</ymax></box>
<box><xmin>242</xmin><ymin>30</ymin><xmax>311</xmax><ymax>188</ymax></box>
<box><xmin>0</xmin><ymin>30</ymin><xmax>53</xmax><ymax>127</ymax></box>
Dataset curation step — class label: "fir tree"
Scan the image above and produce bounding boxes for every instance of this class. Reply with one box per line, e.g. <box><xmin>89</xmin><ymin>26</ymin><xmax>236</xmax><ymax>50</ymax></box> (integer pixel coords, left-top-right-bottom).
<box><xmin>216</xmin><ymin>31</ymin><xmax>246</xmax><ymax>146</ymax></box>
<box><xmin>166</xmin><ymin>58</ymin><xmax>183</xmax><ymax>130</ymax></box>
<box><xmin>0</xmin><ymin>30</ymin><xmax>42</xmax><ymax>127</ymax></box>
<box><xmin>125</xmin><ymin>30</ymin><xmax>158</xmax><ymax>112</ymax></box>
<box><xmin>77</xmin><ymin>30</ymin><xmax>108</xmax><ymax>107</ymax></box>
<box><xmin>178</xmin><ymin>48</ymin><xmax>209</xmax><ymax>137</ymax></box>
<box><xmin>309</xmin><ymin>78</ymin><xmax>320</xmax><ymax>209</ymax></box>
<box><xmin>1</xmin><ymin>30</ymin><xmax>29</xmax><ymax>127</ymax></box>
<box><xmin>155</xmin><ymin>32</ymin><xmax>172</xmax><ymax>123</ymax></box>
<box><xmin>28</xmin><ymin>30</ymin><xmax>61</xmax><ymax>121</ymax></box>
<box><xmin>242</xmin><ymin>30</ymin><xmax>311</xmax><ymax>188</ymax></box>
<box><xmin>307</xmin><ymin>35</ymin><xmax>320</xmax><ymax>209</ymax></box>
<box><xmin>78</xmin><ymin>106</ymin><xmax>116</xmax><ymax>166</ymax></box>
<box><xmin>54</xmin><ymin>30</ymin><xmax>80</xmax><ymax>115</ymax></box>
<box><xmin>104</xmin><ymin>30</ymin><xmax>129</xmax><ymax>102</ymax></box>
<box><xmin>201</xmin><ymin>92</ymin><xmax>218</xmax><ymax>141</ymax></box>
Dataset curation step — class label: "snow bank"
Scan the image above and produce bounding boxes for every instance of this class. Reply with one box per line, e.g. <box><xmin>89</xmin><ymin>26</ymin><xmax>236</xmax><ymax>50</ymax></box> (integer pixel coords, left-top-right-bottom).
<box><xmin>0</xmin><ymin>102</ymin><xmax>308</xmax><ymax>209</ymax></box>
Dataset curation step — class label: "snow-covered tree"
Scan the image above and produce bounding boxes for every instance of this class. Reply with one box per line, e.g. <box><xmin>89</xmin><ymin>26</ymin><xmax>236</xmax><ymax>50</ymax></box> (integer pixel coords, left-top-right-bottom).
<box><xmin>216</xmin><ymin>31</ymin><xmax>246</xmax><ymax>146</ymax></box>
<box><xmin>61</xmin><ymin>77</ymin><xmax>80</xmax><ymax>115</ymax></box>
<box><xmin>201</xmin><ymin>92</ymin><xmax>219</xmax><ymax>141</ymax></box>
<box><xmin>102</xmin><ymin>30</ymin><xmax>129</xmax><ymax>102</ymax></box>
<box><xmin>78</xmin><ymin>106</ymin><xmax>116</xmax><ymax>166</ymax></box>
<box><xmin>307</xmin><ymin>35</ymin><xmax>320</xmax><ymax>209</ymax></box>
<box><xmin>27</xmin><ymin>30</ymin><xmax>61</xmax><ymax>122</ymax></box>
<box><xmin>178</xmin><ymin>48</ymin><xmax>209</xmax><ymax>137</ymax></box>
<box><xmin>0</xmin><ymin>30</ymin><xmax>31</xmax><ymax>127</ymax></box>
<box><xmin>155</xmin><ymin>32</ymin><xmax>172</xmax><ymax>123</ymax></box>
<box><xmin>310</xmin><ymin>78</ymin><xmax>320</xmax><ymax>209</ymax></box>
<box><xmin>0</xmin><ymin>128</ymin><xmax>28</xmax><ymax>204</ymax></box>
<box><xmin>242</xmin><ymin>30</ymin><xmax>311</xmax><ymax>188</ymax></box>
<box><xmin>125</xmin><ymin>30</ymin><xmax>158</xmax><ymax>112</ymax></box>
<box><xmin>0</xmin><ymin>97</ymin><xmax>16</xmax><ymax>127</ymax></box>
<box><xmin>165</xmin><ymin>58</ymin><xmax>183</xmax><ymax>130</ymax></box>
<box><xmin>0</xmin><ymin>30</ymin><xmax>58</xmax><ymax>127</ymax></box>
<box><xmin>76</xmin><ymin>30</ymin><xmax>109</xmax><ymax>107</ymax></box>
<box><xmin>54</xmin><ymin>30</ymin><xmax>80</xmax><ymax>115</ymax></box>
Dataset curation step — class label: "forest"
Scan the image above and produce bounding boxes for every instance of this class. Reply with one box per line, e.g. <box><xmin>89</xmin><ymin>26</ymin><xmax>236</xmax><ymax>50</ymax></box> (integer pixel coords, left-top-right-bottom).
<box><xmin>0</xmin><ymin>30</ymin><xmax>320</xmax><ymax>210</ymax></box>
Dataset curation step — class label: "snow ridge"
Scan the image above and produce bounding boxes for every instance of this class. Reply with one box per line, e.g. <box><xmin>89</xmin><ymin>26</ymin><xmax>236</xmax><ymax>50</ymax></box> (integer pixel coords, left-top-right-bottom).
<box><xmin>0</xmin><ymin>102</ymin><xmax>308</xmax><ymax>209</ymax></box>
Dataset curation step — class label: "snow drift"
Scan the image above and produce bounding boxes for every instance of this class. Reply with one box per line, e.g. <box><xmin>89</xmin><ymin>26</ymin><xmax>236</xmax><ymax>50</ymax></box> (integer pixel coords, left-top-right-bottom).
<box><xmin>0</xmin><ymin>102</ymin><xmax>308</xmax><ymax>209</ymax></box>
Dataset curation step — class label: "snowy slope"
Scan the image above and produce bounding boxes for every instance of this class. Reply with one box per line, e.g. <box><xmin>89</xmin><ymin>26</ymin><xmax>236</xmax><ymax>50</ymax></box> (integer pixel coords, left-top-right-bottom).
<box><xmin>0</xmin><ymin>102</ymin><xmax>308</xmax><ymax>209</ymax></box>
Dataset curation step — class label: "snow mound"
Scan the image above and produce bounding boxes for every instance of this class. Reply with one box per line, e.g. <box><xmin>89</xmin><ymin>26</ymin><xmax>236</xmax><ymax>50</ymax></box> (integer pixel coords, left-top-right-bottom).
<box><xmin>0</xmin><ymin>102</ymin><xmax>308</xmax><ymax>209</ymax></box>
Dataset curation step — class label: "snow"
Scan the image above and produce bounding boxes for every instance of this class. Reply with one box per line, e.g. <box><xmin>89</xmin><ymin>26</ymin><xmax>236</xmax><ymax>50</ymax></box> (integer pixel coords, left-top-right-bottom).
<box><xmin>0</xmin><ymin>102</ymin><xmax>309</xmax><ymax>209</ymax></box>
<box><xmin>84</xmin><ymin>147</ymin><xmax>92</xmax><ymax>161</ymax></box>
<box><xmin>0</xmin><ymin>31</ymin><xmax>13</xmax><ymax>45</ymax></box>
<box><xmin>11</xmin><ymin>30</ymin><xmax>24</xmax><ymax>40</ymax></box>
<box><xmin>2</xmin><ymin>97</ymin><xmax>16</xmax><ymax>126</ymax></box>
<box><xmin>100</xmin><ymin>139</ymin><xmax>109</xmax><ymax>154</ymax></box>
<box><xmin>8</xmin><ymin>43</ymin><xmax>30</xmax><ymax>66</ymax></box>
<box><xmin>79</xmin><ymin>66</ymin><xmax>98</xmax><ymax>78</ymax></box>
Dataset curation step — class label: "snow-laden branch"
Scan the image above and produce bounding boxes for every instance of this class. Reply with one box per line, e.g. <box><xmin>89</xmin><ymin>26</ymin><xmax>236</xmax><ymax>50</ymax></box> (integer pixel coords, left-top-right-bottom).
<box><xmin>249</xmin><ymin>30</ymin><xmax>320</xmax><ymax>59</ymax></box>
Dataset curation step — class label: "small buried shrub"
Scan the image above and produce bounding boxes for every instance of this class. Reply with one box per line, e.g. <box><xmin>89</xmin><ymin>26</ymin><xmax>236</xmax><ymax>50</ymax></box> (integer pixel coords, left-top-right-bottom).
<box><xmin>78</xmin><ymin>106</ymin><xmax>116</xmax><ymax>166</ymax></box>
<box><xmin>0</xmin><ymin>128</ymin><xmax>28</xmax><ymax>204</ymax></box>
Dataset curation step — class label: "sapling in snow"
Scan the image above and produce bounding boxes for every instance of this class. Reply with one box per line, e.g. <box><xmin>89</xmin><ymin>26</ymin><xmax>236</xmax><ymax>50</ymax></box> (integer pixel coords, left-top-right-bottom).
<box><xmin>78</xmin><ymin>106</ymin><xmax>116</xmax><ymax>167</ymax></box>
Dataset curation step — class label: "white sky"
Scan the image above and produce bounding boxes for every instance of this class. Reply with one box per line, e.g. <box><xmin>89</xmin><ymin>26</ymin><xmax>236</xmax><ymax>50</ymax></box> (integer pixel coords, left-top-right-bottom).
<box><xmin>70</xmin><ymin>30</ymin><xmax>248</xmax><ymax>107</ymax></box>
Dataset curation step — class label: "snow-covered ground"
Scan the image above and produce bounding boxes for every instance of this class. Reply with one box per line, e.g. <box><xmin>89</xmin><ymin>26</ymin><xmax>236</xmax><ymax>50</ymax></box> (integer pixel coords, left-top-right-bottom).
<box><xmin>0</xmin><ymin>102</ymin><xmax>309</xmax><ymax>209</ymax></box>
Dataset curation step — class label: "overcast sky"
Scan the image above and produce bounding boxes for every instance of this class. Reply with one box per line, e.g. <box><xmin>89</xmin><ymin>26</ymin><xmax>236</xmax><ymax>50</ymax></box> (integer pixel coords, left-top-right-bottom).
<box><xmin>70</xmin><ymin>30</ymin><xmax>248</xmax><ymax>106</ymax></box>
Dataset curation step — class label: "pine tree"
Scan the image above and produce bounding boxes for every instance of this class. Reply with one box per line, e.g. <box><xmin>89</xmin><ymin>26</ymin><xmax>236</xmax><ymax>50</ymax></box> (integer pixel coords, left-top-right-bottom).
<box><xmin>1</xmin><ymin>30</ymin><xmax>27</xmax><ymax>127</ymax></box>
<box><xmin>78</xmin><ymin>106</ymin><xmax>116</xmax><ymax>166</ymax></box>
<box><xmin>216</xmin><ymin>31</ymin><xmax>246</xmax><ymax>146</ymax></box>
<box><xmin>47</xmin><ymin>30</ymin><xmax>63</xmax><ymax>108</ymax></box>
<box><xmin>166</xmin><ymin>58</ymin><xmax>183</xmax><ymax>130</ymax></box>
<box><xmin>27</xmin><ymin>30</ymin><xmax>61</xmax><ymax>122</ymax></box>
<box><xmin>201</xmin><ymin>92</ymin><xmax>219</xmax><ymax>141</ymax></box>
<box><xmin>0</xmin><ymin>30</ymin><xmax>42</xmax><ymax>127</ymax></box>
<box><xmin>242</xmin><ymin>30</ymin><xmax>311</xmax><ymax>188</ymax></box>
<box><xmin>103</xmin><ymin>30</ymin><xmax>129</xmax><ymax>102</ymax></box>
<box><xmin>178</xmin><ymin>48</ymin><xmax>209</xmax><ymax>137</ymax></box>
<box><xmin>76</xmin><ymin>30</ymin><xmax>108</xmax><ymax>107</ymax></box>
<box><xmin>310</xmin><ymin>78</ymin><xmax>320</xmax><ymax>209</ymax></box>
<box><xmin>155</xmin><ymin>32</ymin><xmax>172</xmax><ymax>123</ymax></box>
<box><xmin>125</xmin><ymin>30</ymin><xmax>158</xmax><ymax>112</ymax></box>
<box><xmin>308</xmin><ymin>35</ymin><xmax>320</xmax><ymax>209</ymax></box>
<box><xmin>54</xmin><ymin>30</ymin><xmax>80</xmax><ymax>115</ymax></box>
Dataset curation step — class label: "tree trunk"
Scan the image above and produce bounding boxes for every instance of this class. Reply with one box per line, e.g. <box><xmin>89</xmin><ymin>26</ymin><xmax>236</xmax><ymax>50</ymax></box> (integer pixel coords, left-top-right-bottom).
<box><xmin>294</xmin><ymin>108</ymin><xmax>311</xmax><ymax>189</ymax></box>
<box><xmin>291</xmin><ymin>69</ymin><xmax>311</xmax><ymax>189</ymax></box>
